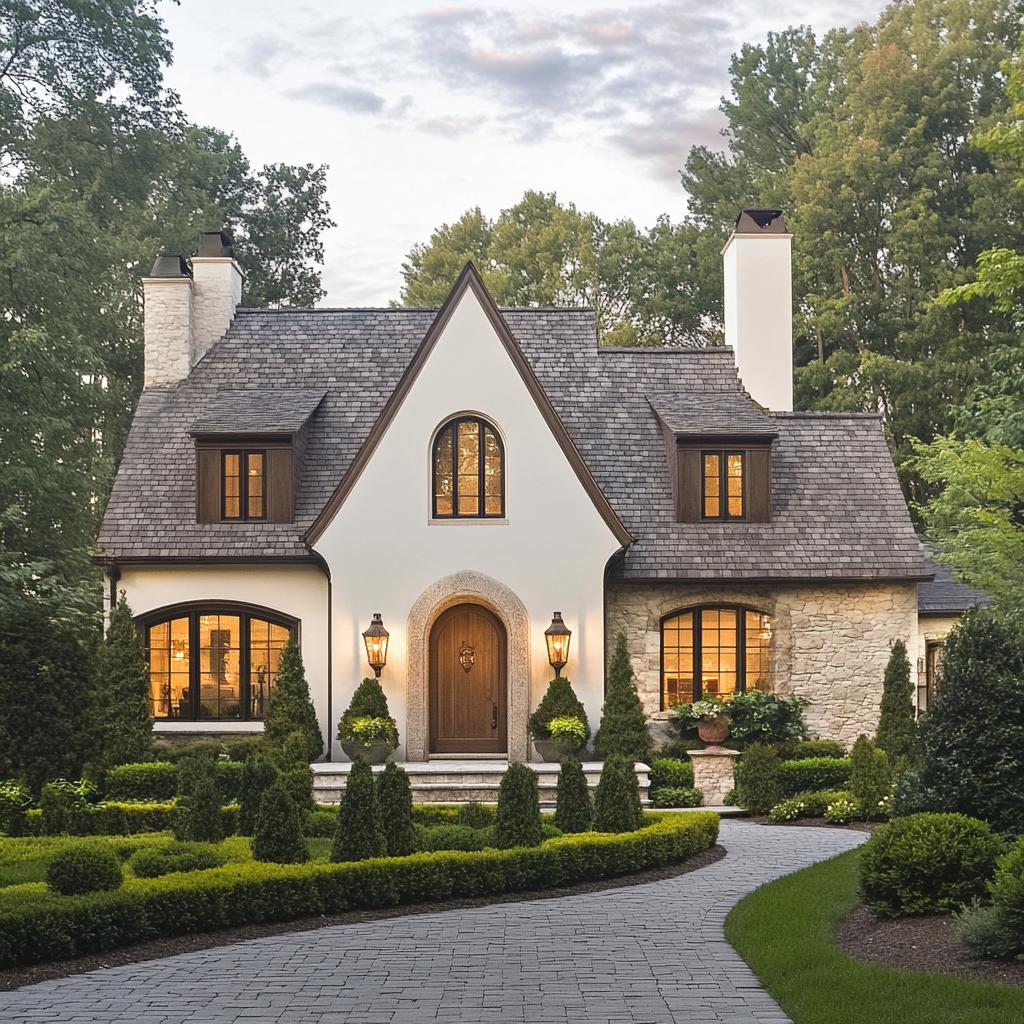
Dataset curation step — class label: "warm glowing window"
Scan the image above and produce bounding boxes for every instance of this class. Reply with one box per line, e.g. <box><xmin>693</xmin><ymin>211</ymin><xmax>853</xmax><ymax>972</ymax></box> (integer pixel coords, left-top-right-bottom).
<box><xmin>144</xmin><ymin>608</ymin><xmax>294</xmax><ymax>721</ymax></box>
<box><xmin>222</xmin><ymin>450</ymin><xmax>265</xmax><ymax>520</ymax></box>
<box><xmin>702</xmin><ymin>451</ymin><xmax>745</xmax><ymax>519</ymax></box>
<box><xmin>432</xmin><ymin>416</ymin><xmax>504</xmax><ymax>518</ymax></box>
<box><xmin>661</xmin><ymin>606</ymin><xmax>772</xmax><ymax>708</ymax></box>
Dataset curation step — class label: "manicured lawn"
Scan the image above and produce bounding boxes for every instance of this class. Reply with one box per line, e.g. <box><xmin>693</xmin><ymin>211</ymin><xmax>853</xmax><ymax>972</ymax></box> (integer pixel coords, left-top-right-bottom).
<box><xmin>725</xmin><ymin>849</ymin><xmax>1024</xmax><ymax>1024</ymax></box>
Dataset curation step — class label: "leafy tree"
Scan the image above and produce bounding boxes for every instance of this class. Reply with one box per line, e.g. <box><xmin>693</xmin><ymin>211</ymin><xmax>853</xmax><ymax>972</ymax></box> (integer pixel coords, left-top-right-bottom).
<box><xmin>594</xmin><ymin>634</ymin><xmax>651</xmax><ymax>762</ymax></box>
<box><xmin>92</xmin><ymin>592</ymin><xmax>151</xmax><ymax>770</ymax></box>
<box><xmin>263</xmin><ymin>635</ymin><xmax>322</xmax><ymax>762</ymax></box>
<box><xmin>253</xmin><ymin>779</ymin><xmax>309</xmax><ymax>864</ymax></box>
<box><xmin>493</xmin><ymin>763</ymin><xmax>543</xmax><ymax>849</ymax></box>
<box><xmin>554</xmin><ymin>756</ymin><xmax>592</xmax><ymax>833</ymax></box>
<box><xmin>331</xmin><ymin>759</ymin><xmax>385</xmax><ymax>862</ymax></box>
<box><xmin>876</xmin><ymin>640</ymin><xmax>916</xmax><ymax>761</ymax></box>
<box><xmin>377</xmin><ymin>762</ymin><xmax>416</xmax><ymax>857</ymax></box>
<box><xmin>238</xmin><ymin>755</ymin><xmax>279</xmax><ymax>836</ymax></box>
<box><xmin>593</xmin><ymin>755</ymin><xmax>644</xmax><ymax>833</ymax></box>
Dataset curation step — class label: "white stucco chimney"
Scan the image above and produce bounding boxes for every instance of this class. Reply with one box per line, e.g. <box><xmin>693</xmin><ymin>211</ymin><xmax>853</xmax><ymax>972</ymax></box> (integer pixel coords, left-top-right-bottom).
<box><xmin>722</xmin><ymin>208</ymin><xmax>793</xmax><ymax>411</ymax></box>
<box><xmin>141</xmin><ymin>229</ymin><xmax>244</xmax><ymax>388</ymax></box>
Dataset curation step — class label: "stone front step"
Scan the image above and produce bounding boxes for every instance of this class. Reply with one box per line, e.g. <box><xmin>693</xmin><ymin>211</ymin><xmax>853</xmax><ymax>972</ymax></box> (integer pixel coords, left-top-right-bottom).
<box><xmin>311</xmin><ymin>760</ymin><xmax>651</xmax><ymax>806</ymax></box>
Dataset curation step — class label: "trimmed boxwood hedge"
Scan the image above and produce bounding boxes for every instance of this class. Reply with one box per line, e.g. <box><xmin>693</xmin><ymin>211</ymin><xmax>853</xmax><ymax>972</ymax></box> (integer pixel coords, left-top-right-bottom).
<box><xmin>776</xmin><ymin>757</ymin><xmax>851</xmax><ymax>797</ymax></box>
<box><xmin>105</xmin><ymin>762</ymin><xmax>245</xmax><ymax>803</ymax></box>
<box><xmin>0</xmin><ymin>811</ymin><xmax>718</xmax><ymax>967</ymax></box>
<box><xmin>25</xmin><ymin>804</ymin><xmax>241</xmax><ymax>836</ymax></box>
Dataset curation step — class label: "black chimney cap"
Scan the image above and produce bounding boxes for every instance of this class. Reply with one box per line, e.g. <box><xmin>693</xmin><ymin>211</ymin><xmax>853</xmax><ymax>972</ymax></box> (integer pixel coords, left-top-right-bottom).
<box><xmin>735</xmin><ymin>209</ymin><xmax>788</xmax><ymax>234</ymax></box>
<box><xmin>149</xmin><ymin>254</ymin><xmax>191</xmax><ymax>278</ymax></box>
<box><xmin>198</xmin><ymin>229</ymin><xmax>234</xmax><ymax>258</ymax></box>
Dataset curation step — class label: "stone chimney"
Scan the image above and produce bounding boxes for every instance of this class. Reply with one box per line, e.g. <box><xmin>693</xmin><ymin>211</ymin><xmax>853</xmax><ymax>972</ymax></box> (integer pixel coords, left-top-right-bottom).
<box><xmin>141</xmin><ymin>229</ymin><xmax>244</xmax><ymax>388</ymax></box>
<box><xmin>722</xmin><ymin>209</ymin><xmax>793</xmax><ymax>411</ymax></box>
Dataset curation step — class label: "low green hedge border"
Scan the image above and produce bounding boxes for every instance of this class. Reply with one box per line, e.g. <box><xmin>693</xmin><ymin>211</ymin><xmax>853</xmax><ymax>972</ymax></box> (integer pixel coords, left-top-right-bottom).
<box><xmin>0</xmin><ymin>811</ymin><xmax>718</xmax><ymax>967</ymax></box>
<box><xmin>777</xmin><ymin>757</ymin><xmax>851</xmax><ymax>797</ymax></box>
<box><xmin>24</xmin><ymin>804</ymin><xmax>241</xmax><ymax>836</ymax></box>
<box><xmin>105</xmin><ymin>762</ymin><xmax>245</xmax><ymax>802</ymax></box>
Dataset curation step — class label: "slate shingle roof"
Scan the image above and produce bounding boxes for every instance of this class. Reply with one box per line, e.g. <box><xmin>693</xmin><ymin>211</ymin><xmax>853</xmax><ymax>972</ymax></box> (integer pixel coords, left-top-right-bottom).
<box><xmin>918</xmin><ymin>550</ymin><xmax>988</xmax><ymax>614</ymax></box>
<box><xmin>646</xmin><ymin>390</ymin><xmax>776</xmax><ymax>436</ymax></box>
<box><xmin>190</xmin><ymin>388</ymin><xmax>326</xmax><ymax>435</ymax></box>
<box><xmin>97</xmin><ymin>306</ymin><xmax>929</xmax><ymax>580</ymax></box>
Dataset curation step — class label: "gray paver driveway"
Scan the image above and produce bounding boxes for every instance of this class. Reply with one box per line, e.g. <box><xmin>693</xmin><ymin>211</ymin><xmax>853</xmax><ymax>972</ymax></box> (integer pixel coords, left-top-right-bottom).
<box><xmin>0</xmin><ymin>821</ymin><xmax>865</xmax><ymax>1024</ymax></box>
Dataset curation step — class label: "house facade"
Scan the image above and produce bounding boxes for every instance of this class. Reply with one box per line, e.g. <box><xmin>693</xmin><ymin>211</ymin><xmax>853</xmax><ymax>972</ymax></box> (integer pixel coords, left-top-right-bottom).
<box><xmin>97</xmin><ymin>211</ymin><xmax>972</xmax><ymax>761</ymax></box>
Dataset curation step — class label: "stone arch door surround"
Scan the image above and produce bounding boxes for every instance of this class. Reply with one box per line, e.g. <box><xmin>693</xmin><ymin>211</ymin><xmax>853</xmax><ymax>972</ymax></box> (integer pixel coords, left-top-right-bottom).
<box><xmin>406</xmin><ymin>570</ymin><xmax>531</xmax><ymax>761</ymax></box>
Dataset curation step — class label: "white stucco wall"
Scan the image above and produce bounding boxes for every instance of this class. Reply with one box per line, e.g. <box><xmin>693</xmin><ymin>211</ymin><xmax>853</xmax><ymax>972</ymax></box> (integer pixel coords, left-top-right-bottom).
<box><xmin>114</xmin><ymin>563</ymin><xmax>329</xmax><ymax>738</ymax></box>
<box><xmin>314</xmin><ymin>286</ymin><xmax>623</xmax><ymax>759</ymax></box>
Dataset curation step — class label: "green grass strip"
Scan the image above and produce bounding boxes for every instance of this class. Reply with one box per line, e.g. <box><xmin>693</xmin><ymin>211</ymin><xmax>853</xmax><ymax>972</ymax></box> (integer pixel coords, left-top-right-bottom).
<box><xmin>725</xmin><ymin>849</ymin><xmax>1024</xmax><ymax>1024</ymax></box>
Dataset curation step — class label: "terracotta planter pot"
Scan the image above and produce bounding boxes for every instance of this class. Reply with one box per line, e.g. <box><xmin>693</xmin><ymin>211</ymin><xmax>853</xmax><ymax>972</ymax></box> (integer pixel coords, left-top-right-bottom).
<box><xmin>533</xmin><ymin>738</ymin><xmax>586</xmax><ymax>762</ymax></box>
<box><xmin>696</xmin><ymin>715</ymin><xmax>730</xmax><ymax>746</ymax></box>
<box><xmin>340</xmin><ymin>738</ymin><xmax>395</xmax><ymax>764</ymax></box>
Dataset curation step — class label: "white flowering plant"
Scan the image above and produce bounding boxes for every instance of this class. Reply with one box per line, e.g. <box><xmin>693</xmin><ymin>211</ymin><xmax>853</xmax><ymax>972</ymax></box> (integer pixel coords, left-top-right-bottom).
<box><xmin>685</xmin><ymin>697</ymin><xmax>732</xmax><ymax>722</ymax></box>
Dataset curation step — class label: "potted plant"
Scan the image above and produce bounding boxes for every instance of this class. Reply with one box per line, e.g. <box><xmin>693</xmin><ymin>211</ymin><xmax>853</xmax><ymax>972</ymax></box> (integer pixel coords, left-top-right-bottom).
<box><xmin>687</xmin><ymin>697</ymin><xmax>732</xmax><ymax>746</ymax></box>
<box><xmin>338</xmin><ymin>678</ymin><xmax>399</xmax><ymax>764</ymax></box>
<box><xmin>528</xmin><ymin>677</ymin><xmax>590</xmax><ymax>762</ymax></box>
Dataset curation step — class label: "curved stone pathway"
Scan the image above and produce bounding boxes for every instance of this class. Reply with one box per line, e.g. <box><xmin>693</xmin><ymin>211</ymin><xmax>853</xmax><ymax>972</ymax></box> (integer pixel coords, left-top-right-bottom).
<box><xmin>0</xmin><ymin>822</ymin><xmax>865</xmax><ymax>1024</ymax></box>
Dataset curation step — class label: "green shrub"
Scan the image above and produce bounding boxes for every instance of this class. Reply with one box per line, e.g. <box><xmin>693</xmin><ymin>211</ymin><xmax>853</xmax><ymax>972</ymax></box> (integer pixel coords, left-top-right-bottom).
<box><xmin>0</xmin><ymin>780</ymin><xmax>30</xmax><ymax>836</ymax></box>
<box><xmin>280</xmin><ymin>763</ymin><xmax>315</xmax><ymax>812</ymax></box>
<box><xmin>593</xmin><ymin>754</ymin><xmax>644</xmax><ymax>832</ymax></box>
<box><xmin>955</xmin><ymin>836</ymin><xmax>1024</xmax><ymax>960</ymax></box>
<box><xmin>175</xmin><ymin>773</ymin><xmax>224</xmax><ymax>844</ymax></box>
<box><xmin>849</xmin><ymin>736</ymin><xmax>892</xmax><ymax>820</ymax></box>
<box><xmin>40</xmin><ymin>781</ymin><xmax>90</xmax><ymax>835</ymax></box>
<box><xmin>650</xmin><ymin>758</ymin><xmax>694</xmax><ymax>790</ymax></box>
<box><xmin>768</xmin><ymin>789</ymin><xmax>856</xmax><ymax>822</ymax></box>
<box><xmin>776</xmin><ymin>756</ymin><xmax>852</xmax><ymax>797</ymax></box>
<box><xmin>338</xmin><ymin>677</ymin><xmax>397</xmax><ymax>748</ymax></box>
<box><xmin>494</xmin><ymin>763</ymin><xmax>543</xmax><ymax>848</ymax></box>
<box><xmin>332</xmin><ymin>759</ymin><xmax>385</xmax><ymax>862</ymax></box>
<box><xmin>660</xmin><ymin>739</ymin><xmax>703</xmax><ymax>760</ymax></box>
<box><xmin>554</xmin><ymin>756</ymin><xmax>592</xmax><ymax>833</ymax></box>
<box><xmin>129</xmin><ymin>842</ymin><xmax>228</xmax><ymax>878</ymax></box>
<box><xmin>263</xmin><ymin>633</ymin><xmax>323</xmax><ymax>762</ymax></box>
<box><xmin>859</xmin><ymin>812</ymin><xmax>1003</xmax><ymax>916</ymax></box>
<box><xmin>23</xmin><ymin>802</ymin><xmax>239</xmax><ymax>836</ymax></box>
<box><xmin>712</xmin><ymin>691</ymin><xmax>809</xmax><ymax>745</ymax></box>
<box><xmin>46</xmin><ymin>844</ymin><xmax>123</xmax><ymax>895</ymax></box>
<box><xmin>913</xmin><ymin>607</ymin><xmax>1024</xmax><ymax>834</ymax></box>
<box><xmin>0</xmin><ymin>812</ymin><xmax>720</xmax><ymax>968</ymax></box>
<box><xmin>824</xmin><ymin>797</ymin><xmax>860</xmax><ymax>824</ymax></box>
<box><xmin>418</xmin><ymin>824</ymin><xmax>488</xmax><ymax>852</ymax></box>
<box><xmin>455</xmin><ymin>801</ymin><xmax>493</xmax><ymax>830</ymax></box>
<box><xmin>735</xmin><ymin>744</ymin><xmax>783</xmax><ymax>813</ymax></box>
<box><xmin>305</xmin><ymin>808</ymin><xmax>337</xmax><ymax>837</ymax></box>
<box><xmin>378</xmin><ymin>762</ymin><xmax>416</xmax><ymax>856</ymax></box>
<box><xmin>238</xmin><ymin>756</ymin><xmax>278</xmax><ymax>836</ymax></box>
<box><xmin>253</xmin><ymin>780</ymin><xmax>309</xmax><ymax>864</ymax></box>
<box><xmin>593</xmin><ymin>634</ymin><xmax>651</xmax><ymax>761</ymax></box>
<box><xmin>651</xmin><ymin>787</ymin><xmax>702</xmax><ymax>809</ymax></box>
<box><xmin>780</xmin><ymin>740</ymin><xmax>846</xmax><ymax>760</ymax></box>
<box><xmin>989</xmin><ymin>838</ymin><xmax>1024</xmax><ymax>949</ymax></box>
<box><xmin>105</xmin><ymin>761</ymin><xmax>245</xmax><ymax>803</ymax></box>
<box><xmin>875</xmin><ymin>639</ymin><xmax>916</xmax><ymax>762</ymax></box>
<box><xmin>528</xmin><ymin>677</ymin><xmax>590</xmax><ymax>741</ymax></box>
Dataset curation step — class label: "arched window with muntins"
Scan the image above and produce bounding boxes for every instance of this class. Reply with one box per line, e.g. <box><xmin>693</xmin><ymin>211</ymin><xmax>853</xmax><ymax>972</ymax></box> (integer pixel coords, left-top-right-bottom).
<box><xmin>660</xmin><ymin>605</ymin><xmax>773</xmax><ymax>709</ymax></box>
<box><xmin>432</xmin><ymin>416</ymin><xmax>505</xmax><ymax>519</ymax></box>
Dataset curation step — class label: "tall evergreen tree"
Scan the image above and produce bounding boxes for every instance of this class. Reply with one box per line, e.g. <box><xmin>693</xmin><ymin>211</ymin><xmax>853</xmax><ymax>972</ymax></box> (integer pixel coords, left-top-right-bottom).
<box><xmin>875</xmin><ymin>640</ymin><xmax>916</xmax><ymax>761</ymax></box>
<box><xmin>554</xmin><ymin>756</ymin><xmax>592</xmax><ymax>833</ymax></box>
<box><xmin>331</xmin><ymin>759</ymin><xmax>385</xmax><ymax>862</ymax></box>
<box><xmin>263</xmin><ymin>635</ymin><xmax>323</xmax><ymax>762</ymax></box>
<box><xmin>92</xmin><ymin>592</ymin><xmax>151</xmax><ymax>770</ymax></box>
<box><xmin>253</xmin><ymin>778</ymin><xmax>308</xmax><ymax>864</ymax></box>
<box><xmin>593</xmin><ymin>634</ymin><xmax>652</xmax><ymax>762</ymax></box>
<box><xmin>377</xmin><ymin>762</ymin><xmax>416</xmax><ymax>857</ymax></box>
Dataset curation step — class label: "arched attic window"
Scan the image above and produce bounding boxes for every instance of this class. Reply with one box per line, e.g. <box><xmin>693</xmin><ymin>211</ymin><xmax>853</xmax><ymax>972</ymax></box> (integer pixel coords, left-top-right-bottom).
<box><xmin>432</xmin><ymin>416</ymin><xmax>505</xmax><ymax>519</ymax></box>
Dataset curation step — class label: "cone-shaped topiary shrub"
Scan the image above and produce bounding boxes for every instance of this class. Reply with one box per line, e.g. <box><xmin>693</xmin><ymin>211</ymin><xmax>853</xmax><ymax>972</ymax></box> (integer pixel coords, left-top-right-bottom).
<box><xmin>593</xmin><ymin>754</ymin><xmax>643</xmax><ymax>832</ymax></box>
<box><xmin>377</xmin><ymin>761</ymin><xmax>416</xmax><ymax>856</ymax></box>
<box><xmin>594</xmin><ymin>634</ymin><xmax>652</xmax><ymax>762</ymax></box>
<box><xmin>264</xmin><ymin>634</ymin><xmax>323</xmax><ymax>763</ymax></box>
<box><xmin>494</xmin><ymin>762</ymin><xmax>543</xmax><ymax>848</ymax></box>
<box><xmin>46</xmin><ymin>844</ymin><xmax>123</xmax><ymax>895</ymax></box>
<box><xmin>332</xmin><ymin>758</ymin><xmax>386</xmax><ymax>862</ymax></box>
<box><xmin>876</xmin><ymin>639</ymin><xmax>916</xmax><ymax>762</ymax></box>
<box><xmin>849</xmin><ymin>735</ymin><xmax>892</xmax><ymax>820</ymax></box>
<box><xmin>253</xmin><ymin>778</ymin><xmax>309</xmax><ymax>863</ymax></box>
<box><xmin>238</xmin><ymin>755</ymin><xmax>279</xmax><ymax>836</ymax></box>
<box><xmin>175</xmin><ymin>769</ymin><xmax>224</xmax><ymax>843</ymax></box>
<box><xmin>734</xmin><ymin>743</ymin><xmax>783</xmax><ymax>814</ymax></box>
<box><xmin>554</xmin><ymin>755</ymin><xmax>592</xmax><ymax>833</ymax></box>
<box><xmin>92</xmin><ymin>592</ymin><xmax>153</xmax><ymax>771</ymax></box>
<box><xmin>337</xmin><ymin>677</ymin><xmax>399</xmax><ymax>746</ymax></box>
<box><xmin>528</xmin><ymin>678</ymin><xmax>589</xmax><ymax>740</ymax></box>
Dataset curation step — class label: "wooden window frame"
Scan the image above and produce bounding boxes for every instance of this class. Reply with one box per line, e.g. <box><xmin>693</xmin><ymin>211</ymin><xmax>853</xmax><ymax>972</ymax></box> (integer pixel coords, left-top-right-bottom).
<box><xmin>659</xmin><ymin>604</ymin><xmax>772</xmax><ymax>711</ymax></box>
<box><xmin>140</xmin><ymin>603</ymin><xmax>297</xmax><ymax>723</ymax></box>
<box><xmin>221</xmin><ymin>449</ymin><xmax>266</xmax><ymax>522</ymax></box>
<box><xmin>431</xmin><ymin>416</ymin><xmax>505</xmax><ymax>520</ymax></box>
<box><xmin>701</xmin><ymin>450</ymin><xmax>746</xmax><ymax>521</ymax></box>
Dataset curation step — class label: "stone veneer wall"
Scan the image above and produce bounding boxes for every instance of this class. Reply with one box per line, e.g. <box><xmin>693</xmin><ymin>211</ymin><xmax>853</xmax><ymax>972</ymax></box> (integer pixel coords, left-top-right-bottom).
<box><xmin>606</xmin><ymin>581</ymin><xmax>919</xmax><ymax>748</ymax></box>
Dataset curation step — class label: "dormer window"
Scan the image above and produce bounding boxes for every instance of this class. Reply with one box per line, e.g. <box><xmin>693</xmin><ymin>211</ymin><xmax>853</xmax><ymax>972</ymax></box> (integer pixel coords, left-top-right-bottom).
<box><xmin>702</xmin><ymin>451</ymin><xmax>745</xmax><ymax>520</ymax></box>
<box><xmin>432</xmin><ymin>416</ymin><xmax>504</xmax><ymax>518</ymax></box>
<box><xmin>222</xmin><ymin>449</ymin><xmax>266</xmax><ymax>520</ymax></box>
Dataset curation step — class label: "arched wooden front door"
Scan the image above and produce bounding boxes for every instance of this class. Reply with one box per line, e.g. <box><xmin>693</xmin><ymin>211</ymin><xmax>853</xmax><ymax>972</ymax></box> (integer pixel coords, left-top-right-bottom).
<box><xmin>429</xmin><ymin>603</ymin><xmax>507</xmax><ymax>754</ymax></box>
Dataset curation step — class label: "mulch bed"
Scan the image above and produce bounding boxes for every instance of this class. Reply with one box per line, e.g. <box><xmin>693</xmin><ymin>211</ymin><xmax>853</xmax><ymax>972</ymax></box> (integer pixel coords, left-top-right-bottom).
<box><xmin>0</xmin><ymin>844</ymin><xmax>725</xmax><ymax>992</ymax></box>
<box><xmin>836</xmin><ymin>905</ymin><xmax>1024</xmax><ymax>987</ymax></box>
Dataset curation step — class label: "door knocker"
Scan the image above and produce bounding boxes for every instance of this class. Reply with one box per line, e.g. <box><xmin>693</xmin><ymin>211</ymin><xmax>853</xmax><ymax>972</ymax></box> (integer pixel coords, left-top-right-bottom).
<box><xmin>458</xmin><ymin>642</ymin><xmax>475</xmax><ymax>673</ymax></box>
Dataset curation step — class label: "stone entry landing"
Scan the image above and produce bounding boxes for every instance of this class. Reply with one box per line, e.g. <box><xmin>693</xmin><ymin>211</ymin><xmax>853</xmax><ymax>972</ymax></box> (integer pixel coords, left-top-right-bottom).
<box><xmin>311</xmin><ymin>761</ymin><xmax>652</xmax><ymax>806</ymax></box>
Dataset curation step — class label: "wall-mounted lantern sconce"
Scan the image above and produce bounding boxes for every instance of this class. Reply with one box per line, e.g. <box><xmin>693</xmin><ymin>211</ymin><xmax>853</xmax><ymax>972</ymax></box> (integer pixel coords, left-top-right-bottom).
<box><xmin>362</xmin><ymin>613</ymin><xmax>389</xmax><ymax>678</ymax></box>
<box><xmin>545</xmin><ymin>611</ymin><xmax>572</xmax><ymax>677</ymax></box>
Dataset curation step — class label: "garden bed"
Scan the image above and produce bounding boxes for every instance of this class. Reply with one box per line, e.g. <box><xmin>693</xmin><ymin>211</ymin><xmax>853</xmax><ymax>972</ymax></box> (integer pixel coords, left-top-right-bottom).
<box><xmin>836</xmin><ymin>906</ymin><xmax>1024</xmax><ymax>988</ymax></box>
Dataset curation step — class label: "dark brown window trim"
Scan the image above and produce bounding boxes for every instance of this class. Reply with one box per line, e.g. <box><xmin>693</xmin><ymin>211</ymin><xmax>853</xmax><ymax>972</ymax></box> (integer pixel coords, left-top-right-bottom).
<box><xmin>138</xmin><ymin>603</ymin><xmax>298</xmax><ymax>723</ymax></box>
<box><xmin>431</xmin><ymin>416</ymin><xmax>506</xmax><ymax>520</ymax></box>
<box><xmin>659</xmin><ymin>603</ymin><xmax>771</xmax><ymax>711</ymax></box>
<box><xmin>222</xmin><ymin>449</ymin><xmax>266</xmax><ymax>522</ymax></box>
<box><xmin>701</xmin><ymin>450</ymin><xmax>746</xmax><ymax>521</ymax></box>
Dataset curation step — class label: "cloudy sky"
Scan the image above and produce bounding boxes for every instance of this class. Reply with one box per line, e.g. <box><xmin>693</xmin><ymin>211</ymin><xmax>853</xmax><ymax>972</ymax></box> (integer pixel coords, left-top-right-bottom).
<box><xmin>160</xmin><ymin>0</ymin><xmax>885</xmax><ymax>305</ymax></box>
